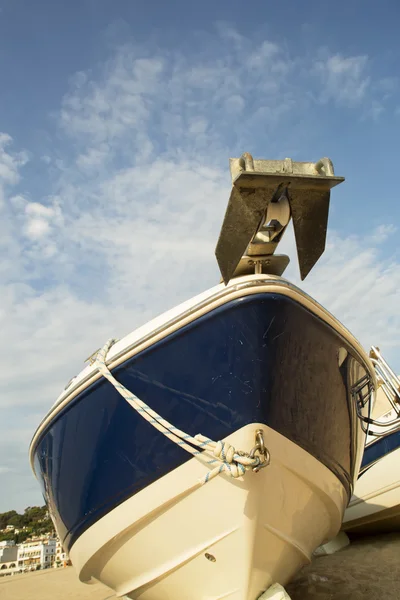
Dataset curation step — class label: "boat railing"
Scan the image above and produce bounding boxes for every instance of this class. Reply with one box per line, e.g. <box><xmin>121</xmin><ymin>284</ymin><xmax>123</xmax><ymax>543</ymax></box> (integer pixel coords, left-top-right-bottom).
<box><xmin>357</xmin><ymin>346</ymin><xmax>400</xmax><ymax>437</ymax></box>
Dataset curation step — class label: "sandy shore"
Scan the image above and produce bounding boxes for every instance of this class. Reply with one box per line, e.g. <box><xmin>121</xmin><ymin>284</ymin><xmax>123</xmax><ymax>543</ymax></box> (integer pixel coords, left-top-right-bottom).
<box><xmin>0</xmin><ymin>566</ymin><xmax>114</xmax><ymax>600</ymax></box>
<box><xmin>1</xmin><ymin>532</ymin><xmax>400</xmax><ymax>599</ymax></box>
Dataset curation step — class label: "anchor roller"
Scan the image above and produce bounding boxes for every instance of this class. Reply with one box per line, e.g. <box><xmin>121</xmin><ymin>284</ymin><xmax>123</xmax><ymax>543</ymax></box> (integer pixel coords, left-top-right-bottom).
<box><xmin>215</xmin><ymin>153</ymin><xmax>345</xmax><ymax>284</ymax></box>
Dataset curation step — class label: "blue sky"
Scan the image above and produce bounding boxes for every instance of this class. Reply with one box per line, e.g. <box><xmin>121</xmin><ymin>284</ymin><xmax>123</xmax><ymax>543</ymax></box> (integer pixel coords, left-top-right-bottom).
<box><xmin>1</xmin><ymin>0</ymin><xmax>400</xmax><ymax>511</ymax></box>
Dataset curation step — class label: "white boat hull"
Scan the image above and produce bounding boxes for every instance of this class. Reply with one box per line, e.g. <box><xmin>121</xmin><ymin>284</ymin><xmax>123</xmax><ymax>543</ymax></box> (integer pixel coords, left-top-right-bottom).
<box><xmin>343</xmin><ymin>447</ymin><xmax>400</xmax><ymax>535</ymax></box>
<box><xmin>71</xmin><ymin>423</ymin><xmax>347</xmax><ymax>600</ymax></box>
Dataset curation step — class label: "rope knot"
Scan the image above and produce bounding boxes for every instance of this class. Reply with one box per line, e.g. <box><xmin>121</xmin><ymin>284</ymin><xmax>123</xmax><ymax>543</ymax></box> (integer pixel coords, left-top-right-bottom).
<box><xmin>213</xmin><ymin>440</ymin><xmax>235</xmax><ymax>463</ymax></box>
<box><xmin>223</xmin><ymin>462</ymin><xmax>246</xmax><ymax>478</ymax></box>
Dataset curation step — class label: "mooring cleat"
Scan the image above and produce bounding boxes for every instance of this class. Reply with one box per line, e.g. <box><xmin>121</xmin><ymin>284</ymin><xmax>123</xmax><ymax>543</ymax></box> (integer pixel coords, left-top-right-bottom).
<box><xmin>215</xmin><ymin>153</ymin><xmax>344</xmax><ymax>285</ymax></box>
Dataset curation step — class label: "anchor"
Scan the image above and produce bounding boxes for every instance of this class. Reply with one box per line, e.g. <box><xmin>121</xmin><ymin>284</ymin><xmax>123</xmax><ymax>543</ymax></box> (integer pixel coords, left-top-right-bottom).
<box><xmin>215</xmin><ymin>153</ymin><xmax>345</xmax><ymax>284</ymax></box>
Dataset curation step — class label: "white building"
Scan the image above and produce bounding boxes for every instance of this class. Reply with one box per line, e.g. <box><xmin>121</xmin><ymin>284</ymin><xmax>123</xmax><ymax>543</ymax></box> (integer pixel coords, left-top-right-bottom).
<box><xmin>0</xmin><ymin>541</ymin><xmax>17</xmax><ymax>563</ymax></box>
<box><xmin>0</xmin><ymin>561</ymin><xmax>19</xmax><ymax>577</ymax></box>
<box><xmin>54</xmin><ymin>539</ymin><xmax>70</xmax><ymax>568</ymax></box>
<box><xmin>0</xmin><ymin>540</ymin><xmax>15</xmax><ymax>547</ymax></box>
<box><xmin>0</xmin><ymin>542</ymin><xmax>18</xmax><ymax>578</ymax></box>
<box><xmin>17</xmin><ymin>537</ymin><xmax>56</xmax><ymax>571</ymax></box>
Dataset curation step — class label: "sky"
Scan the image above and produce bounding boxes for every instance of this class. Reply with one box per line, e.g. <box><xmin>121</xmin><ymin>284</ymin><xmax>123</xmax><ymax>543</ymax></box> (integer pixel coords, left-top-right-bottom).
<box><xmin>1</xmin><ymin>0</ymin><xmax>400</xmax><ymax>512</ymax></box>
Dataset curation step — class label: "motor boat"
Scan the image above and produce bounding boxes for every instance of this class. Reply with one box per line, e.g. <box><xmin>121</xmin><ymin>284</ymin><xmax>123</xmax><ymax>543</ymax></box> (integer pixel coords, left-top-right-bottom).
<box><xmin>343</xmin><ymin>347</ymin><xmax>400</xmax><ymax>535</ymax></box>
<box><xmin>29</xmin><ymin>154</ymin><xmax>376</xmax><ymax>600</ymax></box>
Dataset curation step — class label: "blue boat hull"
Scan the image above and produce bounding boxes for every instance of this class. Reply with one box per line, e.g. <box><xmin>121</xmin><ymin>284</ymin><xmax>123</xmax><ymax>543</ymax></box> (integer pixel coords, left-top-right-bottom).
<box><xmin>32</xmin><ymin>292</ymin><xmax>372</xmax><ymax>552</ymax></box>
<box><xmin>360</xmin><ymin>428</ymin><xmax>400</xmax><ymax>475</ymax></box>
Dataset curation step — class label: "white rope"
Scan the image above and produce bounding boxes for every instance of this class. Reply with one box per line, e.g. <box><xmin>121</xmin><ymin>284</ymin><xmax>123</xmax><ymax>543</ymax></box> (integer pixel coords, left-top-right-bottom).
<box><xmin>95</xmin><ymin>338</ymin><xmax>265</xmax><ymax>485</ymax></box>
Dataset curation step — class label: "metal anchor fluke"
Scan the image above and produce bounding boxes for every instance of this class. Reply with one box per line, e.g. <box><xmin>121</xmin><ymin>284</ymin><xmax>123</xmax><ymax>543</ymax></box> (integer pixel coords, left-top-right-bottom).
<box><xmin>215</xmin><ymin>153</ymin><xmax>345</xmax><ymax>284</ymax></box>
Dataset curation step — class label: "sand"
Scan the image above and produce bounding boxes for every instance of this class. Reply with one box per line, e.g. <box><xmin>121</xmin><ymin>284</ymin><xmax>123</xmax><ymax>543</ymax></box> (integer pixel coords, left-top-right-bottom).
<box><xmin>1</xmin><ymin>532</ymin><xmax>400</xmax><ymax>600</ymax></box>
<box><xmin>0</xmin><ymin>566</ymin><xmax>114</xmax><ymax>600</ymax></box>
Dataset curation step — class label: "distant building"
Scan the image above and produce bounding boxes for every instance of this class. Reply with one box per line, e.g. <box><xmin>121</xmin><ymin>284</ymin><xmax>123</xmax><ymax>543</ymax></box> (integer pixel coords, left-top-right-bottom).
<box><xmin>0</xmin><ymin>542</ymin><xmax>19</xmax><ymax>578</ymax></box>
<box><xmin>54</xmin><ymin>539</ymin><xmax>71</xmax><ymax>568</ymax></box>
<box><xmin>0</xmin><ymin>561</ymin><xmax>18</xmax><ymax>577</ymax></box>
<box><xmin>17</xmin><ymin>537</ymin><xmax>56</xmax><ymax>571</ymax></box>
<box><xmin>0</xmin><ymin>542</ymin><xmax>18</xmax><ymax>563</ymax></box>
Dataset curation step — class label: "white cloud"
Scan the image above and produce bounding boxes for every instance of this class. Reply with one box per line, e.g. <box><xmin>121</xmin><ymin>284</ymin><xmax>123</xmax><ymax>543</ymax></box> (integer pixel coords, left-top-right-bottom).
<box><xmin>13</xmin><ymin>198</ymin><xmax>64</xmax><ymax>252</ymax></box>
<box><xmin>0</xmin><ymin>134</ymin><xmax>28</xmax><ymax>204</ymax></box>
<box><xmin>246</xmin><ymin>40</ymin><xmax>281</xmax><ymax>69</ymax></box>
<box><xmin>25</xmin><ymin>217</ymin><xmax>51</xmax><ymax>239</ymax></box>
<box><xmin>365</xmin><ymin>99</ymin><xmax>385</xmax><ymax>120</ymax></box>
<box><xmin>224</xmin><ymin>94</ymin><xmax>245</xmax><ymax>114</ymax></box>
<box><xmin>313</xmin><ymin>54</ymin><xmax>370</xmax><ymax>107</ymax></box>
<box><xmin>1</xmin><ymin>27</ymin><xmax>399</xmax><ymax>511</ymax></box>
<box><xmin>76</xmin><ymin>143</ymin><xmax>111</xmax><ymax>170</ymax></box>
<box><xmin>370</xmin><ymin>223</ymin><xmax>397</xmax><ymax>243</ymax></box>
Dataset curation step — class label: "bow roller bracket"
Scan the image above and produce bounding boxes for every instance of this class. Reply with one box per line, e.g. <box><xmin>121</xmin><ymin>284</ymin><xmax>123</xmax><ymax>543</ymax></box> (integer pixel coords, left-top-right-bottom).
<box><xmin>215</xmin><ymin>153</ymin><xmax>344</xmax><ymax>284</ymax></box>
